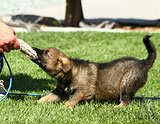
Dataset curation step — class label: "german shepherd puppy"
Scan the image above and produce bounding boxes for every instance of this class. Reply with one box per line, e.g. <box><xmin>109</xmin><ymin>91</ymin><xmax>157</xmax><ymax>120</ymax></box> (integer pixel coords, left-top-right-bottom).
<box><xmin>30</xmin><ymin>35</ymin><xmax>156</xmax><ymax>108</ymax></box>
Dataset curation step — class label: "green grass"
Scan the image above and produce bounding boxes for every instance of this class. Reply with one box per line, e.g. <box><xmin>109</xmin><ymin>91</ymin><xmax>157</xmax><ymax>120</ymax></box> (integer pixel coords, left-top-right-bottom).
<box><xmin>0</xmin><ymin>32</ymin><xmax>160</xmax><ymax>124</ymax></box>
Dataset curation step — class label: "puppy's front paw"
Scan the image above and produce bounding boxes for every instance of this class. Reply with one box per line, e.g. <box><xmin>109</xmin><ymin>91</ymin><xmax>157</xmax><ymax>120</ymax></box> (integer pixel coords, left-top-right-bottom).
<box><xmin>65</xmin><ymin>101</ymin><xmax>75</xmax><ymax>107</ymax></box>
<box><xmin>38</xmin><ymin>93</ymin><xmax>61</xmax><ymax>104</ymax></box>
<box><xmin>37</xmin><ymin>96</ymin><xmax>49</xmax><ymax>104</ymax></box>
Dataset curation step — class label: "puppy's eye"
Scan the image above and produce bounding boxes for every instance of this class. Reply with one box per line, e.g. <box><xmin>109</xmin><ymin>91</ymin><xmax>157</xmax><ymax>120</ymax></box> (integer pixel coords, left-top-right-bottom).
<box><xmin>44</xmin><ymin>50</ymin><xmax>50</xmax><ymax>58</ymax></box>
<box><xmin>45</xmin><ymin>50</ymin><xmax>48</xmax><ymax>55</ymax></box>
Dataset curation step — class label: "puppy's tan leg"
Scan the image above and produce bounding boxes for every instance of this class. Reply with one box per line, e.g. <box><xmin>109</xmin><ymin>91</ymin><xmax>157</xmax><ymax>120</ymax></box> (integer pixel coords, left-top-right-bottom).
<box><xmin>38</xmin><ymin>93</ymin><xmax>61</xmax><ymax>104</ymax></box>
<box><xmin>65</xmin><ymin>90</ymin><xmax>85</xmax><ymax>107</ymax></box>
<box><xmin>38</xmin><ymin>87</ymin><xmax>69</xmax><ymax>104</ymax></box>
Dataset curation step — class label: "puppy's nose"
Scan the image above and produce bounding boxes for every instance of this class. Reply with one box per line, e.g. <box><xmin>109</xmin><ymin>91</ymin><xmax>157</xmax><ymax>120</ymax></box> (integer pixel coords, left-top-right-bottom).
<box><xmin>32</xmin><ymin>47</ymin><xmax>38</xmax><ymax>51</ymax></box>
<box><xmin>32</xmin><ymin>47</ymin><xmax>40</xmax><ymax>52</ymax></box>
<box><xmin>32</xmin><ymin>47</ymin><xmax>43</xmax><ymax>55</ymax></box>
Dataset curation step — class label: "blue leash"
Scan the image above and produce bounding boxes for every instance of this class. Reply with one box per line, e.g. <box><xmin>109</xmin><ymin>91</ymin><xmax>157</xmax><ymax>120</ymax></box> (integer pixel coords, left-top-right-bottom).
<box><xmin>0</xmin><ymin>54</ymin><xmax>159</xmax><ymax>102</ymax></box>
<box><xmin>0</xmin><ymin>92</ymin><xmax>44</xmax><ymax>96</ymax></box>
<box><xmin>0</xmin><ymin>54</ymin><xmax>45</xmax><ymax>102</ymax></box>
<box><xmin>134</xmin><ymin>97</ymin><xmax>160</xmax><ymax>100</ymax></box>
<box><xmin>0</xmin><ymin>54</ymin><xmax>13</xmax><ymax>102</ymax></box>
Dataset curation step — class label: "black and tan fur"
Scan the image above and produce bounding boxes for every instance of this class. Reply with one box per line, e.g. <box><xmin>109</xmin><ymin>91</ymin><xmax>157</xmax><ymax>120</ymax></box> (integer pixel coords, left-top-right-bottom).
<box><xmin>30</xmin><ymin>35</ymin><xmax>156</xmax><ymax>108</ymax></box>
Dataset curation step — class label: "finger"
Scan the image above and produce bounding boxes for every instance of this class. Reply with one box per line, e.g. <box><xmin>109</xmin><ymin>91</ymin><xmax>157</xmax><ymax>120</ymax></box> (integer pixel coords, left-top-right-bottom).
<box><xmin>0</xmin><ymin>40</ymin><xmax>11</xmax><ymax>52</ymax></box>
<box><xmin>13</xmin><ymin>39</ymin><xmax>20</xmax><ymax>50</ymax></box>
<box><xmin>2</xmin><ymin>40</ymin><xmax>15</xmax><ymax>51</ymax></box>
<box><xmin>1</xmin><ymin>45</ymin><xmax>11</xmax><ymax>53</ymax></box>
<box><xmin>7</xmin><ymin>44</ymin><xmax>14</xmax><ymax>50</ymax></box>
<box><xmin>0</xmin><ymin>48</ymin><xmax>4</xmax><ymax>53</ymax></box>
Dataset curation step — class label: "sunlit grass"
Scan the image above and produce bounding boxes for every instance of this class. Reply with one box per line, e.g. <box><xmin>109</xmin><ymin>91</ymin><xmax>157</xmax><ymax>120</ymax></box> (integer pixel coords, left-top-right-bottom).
<box><xmin>0</xmin><ymin>31</ymin><xmax>160</xmax><ymax>124</ymax></box>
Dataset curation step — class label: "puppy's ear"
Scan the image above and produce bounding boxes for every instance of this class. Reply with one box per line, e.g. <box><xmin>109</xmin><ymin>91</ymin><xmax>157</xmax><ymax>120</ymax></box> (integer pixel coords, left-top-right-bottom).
<box><xmin>58</xmin><ymin>57</ymin><xmax>71</xmax><ymax>73</ymax></box>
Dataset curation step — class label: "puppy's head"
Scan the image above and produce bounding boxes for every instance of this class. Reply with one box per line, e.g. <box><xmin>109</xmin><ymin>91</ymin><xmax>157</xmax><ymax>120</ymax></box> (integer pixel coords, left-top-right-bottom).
<box><xmin>32</xmin><ymin>47</ymin><xmax>71</xmax><ymax>78</ymax></box>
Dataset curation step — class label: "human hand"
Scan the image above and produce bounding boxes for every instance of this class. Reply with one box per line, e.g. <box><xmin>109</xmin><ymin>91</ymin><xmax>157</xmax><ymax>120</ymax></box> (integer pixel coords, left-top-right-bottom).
<box><xmin>0</xmin><ymin>22</ymin><xmax>20</xmax><ymax>53</ymax></box>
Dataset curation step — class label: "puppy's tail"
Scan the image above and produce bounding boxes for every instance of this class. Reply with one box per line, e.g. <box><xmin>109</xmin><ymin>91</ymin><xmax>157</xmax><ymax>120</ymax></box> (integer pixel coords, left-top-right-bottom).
<box><xmin>143</xmin><ymin>35</ymin><xmax>156</xmax><ymax>69</ymax></box>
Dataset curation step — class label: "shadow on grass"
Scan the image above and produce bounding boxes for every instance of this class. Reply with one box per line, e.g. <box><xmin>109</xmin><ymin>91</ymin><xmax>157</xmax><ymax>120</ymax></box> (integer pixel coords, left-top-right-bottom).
<box><xmin>1</xmin><ymin>73</ymin><xmax>56</xmax><ymax>92</ymax></box>
<box><xmin>1</xmin><ymin>73</ymin><xmax>152</xmax><ymax>104</ymax></box>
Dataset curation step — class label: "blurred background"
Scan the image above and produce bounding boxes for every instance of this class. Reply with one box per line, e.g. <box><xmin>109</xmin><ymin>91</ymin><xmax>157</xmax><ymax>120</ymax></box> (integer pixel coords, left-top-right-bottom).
<box><xmin>1</xmin><ymin>0</ymin><xmax>160</xmax><ymax>31</ymax></box>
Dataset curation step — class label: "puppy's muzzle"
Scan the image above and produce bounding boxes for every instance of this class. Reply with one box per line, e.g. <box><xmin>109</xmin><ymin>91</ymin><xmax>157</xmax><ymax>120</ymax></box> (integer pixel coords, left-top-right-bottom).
<box><xmin>31</xmin><ymin>47</ymin><xmax>46</xmax><ymax>69</ymax></box>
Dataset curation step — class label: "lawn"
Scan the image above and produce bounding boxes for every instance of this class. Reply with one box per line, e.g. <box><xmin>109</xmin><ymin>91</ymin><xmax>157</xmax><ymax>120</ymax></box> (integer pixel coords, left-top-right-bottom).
<box><xmin>0</xmin><ymin>31</ymin><xmax>160</xmax><ymax>124</ymax></box>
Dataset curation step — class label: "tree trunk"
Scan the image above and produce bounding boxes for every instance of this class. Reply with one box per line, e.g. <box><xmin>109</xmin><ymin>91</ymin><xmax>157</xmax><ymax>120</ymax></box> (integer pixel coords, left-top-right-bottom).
<box><xmin>64</xmin><ymin>0</ymin><xmax>84</xmax><ymax>27</ymax></box>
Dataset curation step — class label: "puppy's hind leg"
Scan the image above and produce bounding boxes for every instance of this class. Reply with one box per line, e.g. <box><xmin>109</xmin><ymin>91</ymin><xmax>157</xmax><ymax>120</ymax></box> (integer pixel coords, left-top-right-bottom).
<box><xmin>114</xmin><ymin>70</ymin><xmax>138</xmax><ymax>108</ymax></box>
